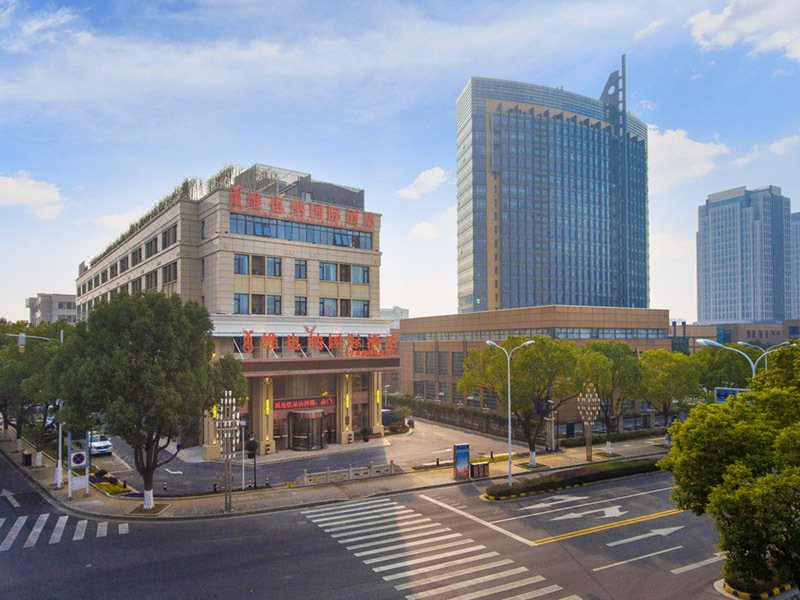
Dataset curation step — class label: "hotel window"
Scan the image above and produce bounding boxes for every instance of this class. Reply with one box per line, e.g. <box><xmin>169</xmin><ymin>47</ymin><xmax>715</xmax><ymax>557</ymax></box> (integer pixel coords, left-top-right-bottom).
<box><xmin>413</xmin><ymin>352</ymin><xmax>424</xmax><ymax>374</ymax></box>
<box><xmin>162</xmin><ymin>261</ymin><xmax>177</xmax><ymax>284</ymax></box>
<box><xmin>162</xmin><ymin>224</ymin><xmax>177</xmax><ymax>249</ymax></box>
<box><xmin>131</xmin><ymin>248</ymin><xmax>142</xmax><ymax>266</ymax></box>
<box><xmin>119</xmin><ymin>256</ymin><xmax>129</xmax><ymax>273</ymax></box>
<box><xmin>145</xmin><ymin>271</ymin><xmax>158</xmax><ymax>290</ymax></box>
<box><xmin>145</xmin><ymin>237</ymin><xmax>158</xmax><ymax>259</ymax></box>
<box><xmin>251</xmin><ymin>255</ymin><xmax>265</xmax><ymax>276</ymax></box>
<box><xmin>352</xmin><ymin>300</ymin><xmax>369</xmax><ymax>318</ymax></box>
<box><xmin>93</xmin><ymin>275</ymin><xmax>100</xmax><ymax>287</ymax></box>
<box><xmin>267</xmin><ymin>295</ymin><xmax>282</xmax><ymax>315</ymax></box>
<box><xmin>319</xmin><ymin>297</ymin><xmax>337</xmax><ymax>317</ymax></box>
<box><xmin>295</xmin><ymin>296</ymin><xmax>307</xmax><ymax>316</ymax></box>
<box><xmin>251</xmin><ymin>294</ymin><xmax>265</xmax><ymax>315</ymax></box>
<box><xmin>234</xmin><ymin>254</ymin><xmax>249</xmax><ymax>275</ymax></box>
<box><xmin>101</xmin><ymin>270</ymin><xmax>108</xmax><ymax>284</ymax></box>
<box><xmin>110</xmin><ymin>264</ymin><xmax>118</xmax><ymax>278</ymax></box>
<box><xmin>267</xmin><ymin>257</ymin><xmax>282</xmax><ymax>278</ymax></box>
<box><xmin>294</xmin><ymin>259</ymin><xmax>307</xmax><ymax>279</ymax></box>
<box><xmin>339</xmin><ymin>299</ymin><xmax>351</xmax><ymax>317</ymax></box>
<box><xmin>320</xmin><ymin>262</ymin><xmax>337</xmax><ymax>281</ymax></box>
<box><xmin>233</xmin><ymin>293</ymin><xmax>249</xmax><ymax>314</ymax></box>
<box><xmin>339</xmin><ymin>264</ymin><xmax>351</xmax><ymax>282</ymax></box>
<box><xmin>200</xmin><ymin>220</ymin><xmax>206</xmax><ymax>240</ymax></box>
<box><xmin>201</xmin><ymin>259</ymin><xmax>205</xmax><ymax>279</ymax></box>
<box><xmin>131</xmin><ymin>278</ymin><xmax>142</xmax><ymax>293</ymax></box>
<box><xmin>352</xmin><ymin>266</ymin><xmax>369</xmax><ymax>283</ymax></box>
<box><xmin>118</xmin><ymin>283</ymin><xmax>128</xmax><ymax>295</ymax></box>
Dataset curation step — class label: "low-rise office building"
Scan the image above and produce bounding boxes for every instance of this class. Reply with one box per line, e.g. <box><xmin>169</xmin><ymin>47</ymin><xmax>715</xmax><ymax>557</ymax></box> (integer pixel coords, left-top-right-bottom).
<box><xmin>26</xmin><ymin>293</ymin><xmax>77</xmax><ymax>325</ymax></box>
<box><xmin>76</xmin><ymin>164</ymin><xmax>397</xmax><ymax>456</ymax></box>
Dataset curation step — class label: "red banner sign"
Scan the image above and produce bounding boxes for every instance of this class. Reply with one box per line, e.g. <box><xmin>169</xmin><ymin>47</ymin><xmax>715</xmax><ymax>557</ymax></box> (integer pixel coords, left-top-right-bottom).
<box><xmin>274</xmin><ymin>396</ymin><xmax>336</xmax><ymax>411</ymax></box>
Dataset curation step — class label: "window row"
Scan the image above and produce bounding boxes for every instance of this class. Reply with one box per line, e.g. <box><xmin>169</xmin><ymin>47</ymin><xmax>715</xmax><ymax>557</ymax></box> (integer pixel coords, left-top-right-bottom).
<box><xmin>319</xmin><ymin>262</ymin><xmax>370</xmax><ymax>283</ymax></box>
<box><xmin>234</xmin><ymin>294</ymin><xmax>369</xmax><ymax>318</ymax></box>
<box><xmin>234</xmin><ymin>254</ymin><xmax>284</xmax><ymax>277</ymax></box>
<box><xmin>230</xmin><ymin>214</ymin><xmax>372</xmax><ymax>249</ymax></box>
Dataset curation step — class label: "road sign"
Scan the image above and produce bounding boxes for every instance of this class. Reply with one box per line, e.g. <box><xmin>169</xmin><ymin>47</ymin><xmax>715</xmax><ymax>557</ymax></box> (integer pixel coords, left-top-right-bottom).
<box><xmin>70</xmin><ymin>450</ymin><xmax>87</xmax><ymax>468</ymax></box>
<box><xmin>714</xmin><ymin>387</ymin><xmax>749</xmax><ymax>403</ymax></box>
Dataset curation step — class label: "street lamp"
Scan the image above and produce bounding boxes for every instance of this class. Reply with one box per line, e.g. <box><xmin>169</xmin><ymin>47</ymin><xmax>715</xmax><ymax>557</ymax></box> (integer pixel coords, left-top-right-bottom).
<box><xmin>486</xmin><ymin>339</ymin><xmax>534</xmax><ymax>488</ymax></box>
<box><xmin>54</xmin><ymin>398</ymin><xmax>64</xmax><ymax>488</ymax></box>
<box><xmin>736</xmin><ymin>340</ymin><xmax>791</xmax><ymax>372</ymax></box>
<box><xmin>697</xmin><ymin>338</ymin><xmax>792</xmax><ymax>378</ymax></box>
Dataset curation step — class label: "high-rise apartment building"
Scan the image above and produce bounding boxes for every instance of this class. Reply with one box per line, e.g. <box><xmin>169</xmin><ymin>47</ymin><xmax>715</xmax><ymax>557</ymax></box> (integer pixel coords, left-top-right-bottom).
<box><xmin>791</xmin><ymin>212</ymin><xmax>800</xmax><ymax>320</ymax></box>
<box><xmin>456</xmin><ymin>57</ymin><xmax>648</xmax><ymax>313</ymax></box>
<box><xmin>697</xmin><ymin>185</ymin><xmax>791</xmax><ymax>324</ymax></box>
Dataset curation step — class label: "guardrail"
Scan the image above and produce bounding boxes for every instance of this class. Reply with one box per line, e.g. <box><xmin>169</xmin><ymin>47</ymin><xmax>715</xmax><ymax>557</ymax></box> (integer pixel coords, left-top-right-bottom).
<box><xmin>297</xmin><ymin>461</ymin><xmax>401</xmax><ymax>486</ymax></box>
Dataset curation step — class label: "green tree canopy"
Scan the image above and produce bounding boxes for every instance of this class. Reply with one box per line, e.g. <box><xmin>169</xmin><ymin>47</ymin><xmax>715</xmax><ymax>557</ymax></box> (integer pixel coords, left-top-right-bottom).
<box><xmin>690</xmin><ymin>345</ymin><xmax>754</xmax><ymax>392</ymax></box>
<box><xmin>639</xmin><ymin>349</ymin><xmax>700</xmax><ymax>424</ymax></box>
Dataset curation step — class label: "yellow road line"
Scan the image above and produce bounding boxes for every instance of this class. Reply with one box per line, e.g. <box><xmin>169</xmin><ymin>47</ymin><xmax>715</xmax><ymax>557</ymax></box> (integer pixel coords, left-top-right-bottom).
<box><xmin>532</xmin><ymin>508</ymin><xmax>683</xmax><ymax>546</ymax></box>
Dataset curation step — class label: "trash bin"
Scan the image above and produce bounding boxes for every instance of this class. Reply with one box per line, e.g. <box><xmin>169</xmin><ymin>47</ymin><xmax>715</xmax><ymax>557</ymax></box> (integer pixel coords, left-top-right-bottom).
<box><xmin>22</xmin><ymin>452</ymin><xmax>32</xmax><ymax>466</ymax></box>
<box><xmin>470</xmin><ymin>461</ymin><xmax>489</xmax><ymax>479</ymax></box>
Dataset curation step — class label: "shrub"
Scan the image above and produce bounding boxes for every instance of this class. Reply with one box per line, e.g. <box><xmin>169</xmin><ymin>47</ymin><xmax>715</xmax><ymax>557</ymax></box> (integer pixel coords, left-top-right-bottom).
<box><xmin>388</xmin><ymin>422</ymin><xmax>409</xmax><ymax>434</ymax></box>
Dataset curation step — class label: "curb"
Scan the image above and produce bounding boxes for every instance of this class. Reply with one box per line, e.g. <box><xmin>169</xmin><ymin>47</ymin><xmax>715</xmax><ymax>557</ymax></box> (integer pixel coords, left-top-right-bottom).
<box><xmin>723</xmin><ymin>582</ymin><xmax>793</xmax><ymax>600</ymax></box>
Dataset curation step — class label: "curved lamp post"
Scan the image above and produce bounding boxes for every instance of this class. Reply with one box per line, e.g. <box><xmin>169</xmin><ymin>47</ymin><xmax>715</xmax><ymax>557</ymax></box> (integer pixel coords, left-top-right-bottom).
<box><xmin>736</xmin><ymin>340</ymin><xmax>790</xmax><ymax>373</ymax></box>
<box><xmin>486</xmin><ymin>339</ymin><xmax>534</xmax><ymax>488</ymax></box>
<box><xmin>697</xmin><ymin>338</ymin><xmax>792</xmax><ymax>378</ymax></box>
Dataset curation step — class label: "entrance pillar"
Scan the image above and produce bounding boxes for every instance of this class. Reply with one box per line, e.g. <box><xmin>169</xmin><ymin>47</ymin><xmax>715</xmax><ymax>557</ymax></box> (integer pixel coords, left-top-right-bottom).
<box><xmin>337</xmin><ymin>373</ymin><xmax>354</xmax><ymax>444</ymax></box>
<box><xmin>252</xmin><ymin>377</ymin><xmax>276</xmax><ymax>455</ymax></box>
<box><xmin>370</xmin><ymin>372</ymin><xmax>385</xmax><ymax>436</ymax></box>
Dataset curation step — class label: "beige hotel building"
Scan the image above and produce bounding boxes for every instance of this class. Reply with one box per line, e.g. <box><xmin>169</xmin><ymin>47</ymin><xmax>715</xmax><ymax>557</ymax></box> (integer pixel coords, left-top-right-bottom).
<box><xmin>75</xmin><ymin>164</ymin><xmax>398</xmax><ymax>457</ymax></box>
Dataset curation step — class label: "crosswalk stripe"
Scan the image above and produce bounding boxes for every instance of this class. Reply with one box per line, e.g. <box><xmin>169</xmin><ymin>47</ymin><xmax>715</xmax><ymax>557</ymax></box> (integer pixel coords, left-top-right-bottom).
<box><xmin>309</xmin><ymin>503</ymin><xmax>399</xmax><ymax>522</ymax></box>
<box><xmin>323</xmin><ymin>513</ymin><xmax>422</xmax><ymax>533</ymax></box>
<box><xmin>0</xmin><ymin>518</ymin><xmax>5</xmax><ymax>532</ymax></box>
<box><xmin>315</xmin><ymin>507</ymin><xmax>415</xmax><ymax>526</ymax></box>
<box><xmin>447</xmin><ymin>576</ymin><xmax>555</xmax><ymax>600</ymax></box>
<box><xmin>332</xmin><ymin>519</ymin><xmax>433</xmax><ymax>540</ymax></box>
<box><xmin>363</xmin><ymin>539</ymin><xmax>474</xmax><ymax>564</ymax></box>
<box><xmin>96</xmin><ymin>522</ymin><xmax>108</xmax><ymax>538</ymax></box>
<box><xmin>346</xmin><ymin>527</ymin><xmax>451</xmax><ymax>550</ymax></box>
<box><xmin>1</xmin><ymin>516</ymin><xmax>27</xmax><ymax>551</ymax></box>
<box><xmin>49</xmin><ymin>516</ymin><xmax>69</xmax><ymax>545</ymax></box>
<box><xmin>73</xmin><ymin>520</ymin><xmax>87</xmax><ymax>541</ymax></box>
<box><xmin>372</xmin><ymin>545</ymin><xmax>487</xmax><ymax>573</ymax></box>
<box><xmin>382</xmin><ymin>551</ymin><xmax>500</xmax><ymax>581</ymax></box>
<box><xmin>556</xmin><ymin>596</ymin><xmax>582</xmax><ymax>600</ymax></box>
<box><xmin>405</xmin><ymin>567</ymin><xmax>531</xmax><ymax>600</ymax></box>
<box><xmin>119</xmin><ymin>523</ymin><xmax>129</xmax><ymax>535</ymax></box>
<box><xmin>24</xmin><ymin>514</ymin><xmax>49</xmax><ymax>548</ymax></box>
<box><xmin>302</xmin><ymin>498</ymin><xmax>394</xmax><ymax>516</ymax></box>
<box><xmin>503</xmin><ymin>585</ymin><xmax>565</xmax><ymax>600</ymax></box>
<box><xmin>393</xmin><ymin>559</ymin><xmax>515</xmax><ymax>590</ymax></box>
<box><xmin>354</xmin><ymin>533</ymin><xmax>463</xmax><ymax>557</ymax></box>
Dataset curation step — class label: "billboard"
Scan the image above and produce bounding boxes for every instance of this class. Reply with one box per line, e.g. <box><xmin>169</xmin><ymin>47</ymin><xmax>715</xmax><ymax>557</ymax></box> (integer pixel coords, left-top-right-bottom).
<box><xmin>453</xmin><ymin>444</ymin><xmax>470</xmax><ymax>481</ymax></box>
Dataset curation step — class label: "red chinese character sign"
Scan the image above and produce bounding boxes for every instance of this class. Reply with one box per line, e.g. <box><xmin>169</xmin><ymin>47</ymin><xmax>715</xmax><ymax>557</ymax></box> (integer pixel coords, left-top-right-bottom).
<box><xmin>239</xmin><ymin>331</ymin><xmax>398</xmax><ymax>357</ymax></box>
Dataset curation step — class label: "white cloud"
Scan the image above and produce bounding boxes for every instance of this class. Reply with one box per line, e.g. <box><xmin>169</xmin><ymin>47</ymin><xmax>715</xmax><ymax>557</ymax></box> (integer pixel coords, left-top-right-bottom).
<box><xmin>635</xmin><ymin>18</ymin><xmax>666</xmax><ymax>40</ymax></box>
<box><xmin>634</xmin><ymin>99</ymin><xmax>657</xmax><ymax>114</ymax></box>
<box><xmin>769</xmin><ymin>132</ymin><xmax>800</xmax><ymax>155</ymax></box>
<box><xmin>731</xmin><ymin>145</ymin><xmax>761</xmax><ymax>167</ymax></box>
<box><xmin>395</xmin><ymin>167</ymin><xmax>447</xmax><ymax>200</ymax></box>
<box><xmin>648</xmin><ymin>125</ymin><xmax>730</xmax><ymax>194</ymax></box>
<box><xmin>0</xmin><ymin>171</ymin><xmax>65</xmax><ymax>219</ymax></box>
<box><xmin>77</xmin><ymin>208</ymin><xmax>148</xmax><ymax>234</ymax></box>
<box><xmin>687</xmin><ymin>1</ymin><xmax>800</xmax><ymax>62</ymax></box>
<box><xmin>409</xmin><ymin>221</ymin><xmax>441</xmax><ymax>240</ymax></box>
<box><xmin>690</xmin><ymin>72</ymin><xmax>703</xmax><ymax>80</ymax></box>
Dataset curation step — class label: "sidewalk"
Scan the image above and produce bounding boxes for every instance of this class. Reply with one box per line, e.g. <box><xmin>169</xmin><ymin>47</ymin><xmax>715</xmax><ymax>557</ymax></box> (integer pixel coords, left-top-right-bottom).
<box><xmin>0</xmin><ymin>430</ymin><xmax>667</xmax><ymax>521</ymax></box>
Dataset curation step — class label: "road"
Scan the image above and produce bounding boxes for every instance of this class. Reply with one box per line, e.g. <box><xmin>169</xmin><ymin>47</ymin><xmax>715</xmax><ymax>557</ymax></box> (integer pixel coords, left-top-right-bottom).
<box><xmin>1</xmin><ymin>462</ymin><xmax>723</xmax><ymax>599</ymax></box>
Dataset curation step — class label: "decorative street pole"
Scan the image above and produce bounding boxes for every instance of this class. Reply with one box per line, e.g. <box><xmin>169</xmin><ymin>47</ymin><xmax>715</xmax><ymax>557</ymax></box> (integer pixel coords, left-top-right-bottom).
<box><xmin>577</xmin><ymin>383</ymin><xmax>601</xmax><ymax>462</ymax></box>
<box><xmin>54</xmin><ymin>398</ymin><xmax>64</xmax><ymax>488</ymax></box>
<box><xmin>215</xmin><ymin>390</ymin><xmax>240</xmax><ymax>513</ymax></box>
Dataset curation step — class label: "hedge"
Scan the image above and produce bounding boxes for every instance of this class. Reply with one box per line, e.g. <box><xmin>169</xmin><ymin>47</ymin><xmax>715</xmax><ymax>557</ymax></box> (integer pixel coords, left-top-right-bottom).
<box><xmin>559</xmin><ymin>428</ymin><xmax>668</xmax><ymax>447</ymax></box>
<box><xmin>485</xmin><ymin>458</ymin><xmax>660</xmax><ymax>499</ymax></box>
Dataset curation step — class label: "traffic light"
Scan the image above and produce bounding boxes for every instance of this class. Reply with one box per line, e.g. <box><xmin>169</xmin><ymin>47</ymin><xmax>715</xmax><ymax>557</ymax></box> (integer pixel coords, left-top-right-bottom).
<box><xmin>17</xmin><ymin>333</ymin><xmax>26</xmax><ymax>353</ymax></box>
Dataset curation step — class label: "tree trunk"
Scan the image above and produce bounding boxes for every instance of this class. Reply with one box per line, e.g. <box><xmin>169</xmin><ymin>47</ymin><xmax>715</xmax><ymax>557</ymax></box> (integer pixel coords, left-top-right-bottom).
<box><xmin>521</xmin><ymin>416</ymin><xmax>536</xmax><ymax>466</ymax></box>
<box><xmin>142</xmin><ymin>469</ymin><xmax>155</xmax><ymax>510</ymax></box>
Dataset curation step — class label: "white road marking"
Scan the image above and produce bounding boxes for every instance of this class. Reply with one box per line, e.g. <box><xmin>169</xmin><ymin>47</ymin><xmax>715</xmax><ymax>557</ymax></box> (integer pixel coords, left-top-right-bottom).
<box><xmin>504</xmin><ymin>585</ymin><xmax>566</xmax><ymax>599</ymax></box>
<box><xmin>353</xmin><ymin>533</ymin><xmax>463</xmax><ymax>557</ymax></box>
<box><xmin>493</xmin><ymin>486</ymin><xmax>674</xmax><ymax>523</ymax></box>
<box><xmin>447</xmin><ymin>576</ymin><xmax>556</xmax><ymax>600</ymax></box>
<box><xmin>405</xmin><ymin>567</ymin><xmax>531</xmax><ymax>600</ymax></box>
<box><xmin>1</xmin><ymin>489</ymin><xmax>20</xmax><ymax>508</ymax></box>
<box><xmin>336</xmin><ymin>521</ymin><xmax>438</xmax><ymax>543</ymax></box>
<box><xmin>73</xmin><ymin>520</ymin><xmax>87</xmax><ymax>541</ymax></box>
<box><xmin>119</xmin><ymin>523</ymin><xmax>129</xmax><ymax>535</ymax></box>
<box><xmin>551</xmin><ymin>506</ymin><xmax>627</xmax><ymax>521</ymax></box>
<box><xmin>302</xmin><ymin>498</ymin><xmax>393</xmax><ymax>516</ymax></box>
<box><xmin>24</xmin><ymin>514</ymin><xmax>49</xmax><ymax>548</ymax></box>
<box><xmin>311</xmin><ymin>505</ymin><xmax>408</xmax><ymax>524</ymax></box>
<box><xmin>670</xmin><ymin>553</ymin><xmax>725</xmax><ymax>574</ymax></box>
<box><xmin>49</xmin><ymin>516</ymin><xmax>69</xmax><ymax>544</ymax></box>
<box><xmin>164</xmin><ymin>468</ymin><xmax>183</xmax><ymax>475</ymax></box>
<box><xmin>520</xmin><ymin>495</ymin><xmax>589</xmax><ymax>510</ymax></box>
<box><xmin>96</xmin><ymin>522</ymin><xmax>108</xmax><ymax>538</ymax></box>
<box><xmin>346</xmin><ymin>527</ymin><xmax>451</xmax><ymax>550</ymax></box>
<box><xmin>363</xmin><ymin>539</ymin><xmax>474</xmax><ymax>564</ymax></box>
<box><xmin>332</xmin><ymin>518</ymin><xmax>433</xmax><ymax>539</ymax></box>
<box><xmin>432</xmin><ymin>449</ymin><xmax>452</xmax><ymax>454</ymax></box>
<box><xmin>421</xmin><ymin>494</ymin><xmax>537</xmax><ymax>547</ymax></box>
<box><xmin>392</xmin><ymin>558</ymin><xmax>515</xmax><ymax>590</ymax></box>
<box><xmin>0</xmin><ymin>516</ymin><xmax>26</xmax><ymax>551</ymax></box>
<box><xmin>606</xmin><ymin>526</ymin><xmax>684</xmax><ymax>547</ymax></box>
<box><xmin>323</xmin><ymin>513</ymin><xmax>422</xmax><ymax>533</ymax></box>
<box><xmin>592</xmin><ymin>546</ymin><xmax>683</xmax><ymax>571</ymax></box>
<box><xmin>381</xmin><ymin>552</ymin><xmax>500</xmax><ymax>581</ymax></box>
<box><xmin>372</xmin><ymin>545</ymin><xmax>487</xmax><ymax>573</ymax></box>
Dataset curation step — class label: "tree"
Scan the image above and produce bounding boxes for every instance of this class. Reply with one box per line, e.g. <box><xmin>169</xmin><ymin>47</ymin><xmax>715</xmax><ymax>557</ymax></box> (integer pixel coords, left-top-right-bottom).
<box><xmin>690</xmin><ymin>346</ymin><xmax>754</xmax><ymax>393</ymax></box>
<box><xmin>639</xmin><ymin>349</ymin><xmax>700</xmax><ymax>425</ymax></box>
<box><xmin>56</xmin><ymin>293</ymin><xmax>217</xmax><ymax>510</ymax></box>
<box><xmin>584</xmin><ymin>341</ymin><xmax>642</xmax><ymax>448</ymax></box>
<box><xmin>458</xmin><ymin>336</ymin><xmax>583</xmax><ymax>465</ymax></box>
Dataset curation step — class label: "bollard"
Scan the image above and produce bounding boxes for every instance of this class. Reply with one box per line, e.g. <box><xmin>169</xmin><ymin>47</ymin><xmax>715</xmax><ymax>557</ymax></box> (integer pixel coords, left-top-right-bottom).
<box><xmin>436</xmin><ymin>457</ymin><xmax>440</xmax><ymax>466</ymax></box>
<box><xmin>162</xmin><ymin>481</ymin><xmax>167</xmax><ymax>492</ymax></box>
<box><xmin>247</xmin><ymin>479</ymin><xmax>252</xmax><ymax>488</ymax></box>
<box><xmin>213</xmin><ymin>483</ymin><xmax>217</xmax><ymax>493</ymax></box>
<box><xmin>490</xmin><ymin>451</ymin><xmax>494</xmax><ymax>460</ymax></box>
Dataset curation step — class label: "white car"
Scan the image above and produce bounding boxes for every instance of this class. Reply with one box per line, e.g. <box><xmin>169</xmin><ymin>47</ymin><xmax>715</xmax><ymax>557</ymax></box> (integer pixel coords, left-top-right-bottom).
<box><xmin>89</xmin><ymin>434</ymin><xmax>113</xmax><ymax>456</ymax></box>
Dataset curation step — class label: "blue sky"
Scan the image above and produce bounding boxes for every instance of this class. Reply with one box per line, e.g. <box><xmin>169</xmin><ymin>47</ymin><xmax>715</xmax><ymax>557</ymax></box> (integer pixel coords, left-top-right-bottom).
<box><xmin>3</xmin><ymin>0</ymin><xmax>800</xmax><ymax>323</ymax></box>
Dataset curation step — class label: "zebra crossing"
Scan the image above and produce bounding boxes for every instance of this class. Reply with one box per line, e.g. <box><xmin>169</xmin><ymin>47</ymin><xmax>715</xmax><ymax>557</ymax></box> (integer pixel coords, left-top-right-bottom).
<box><xmin>0</xmin><ymin>514</ymin><xmax>129</xmax><ymax>552</ymax></box>
<box><xmin>303</xmin><ymin>498</ymin><xmax>581</xmax><ymax>600</ymax></box>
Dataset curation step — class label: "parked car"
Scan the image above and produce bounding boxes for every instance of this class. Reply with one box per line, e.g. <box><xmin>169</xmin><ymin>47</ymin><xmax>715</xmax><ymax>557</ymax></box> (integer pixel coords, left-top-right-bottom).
<box><xmin>89</xmin><ymin>434</ymin><xmax>113</xmax><ymax>456</ymax></box>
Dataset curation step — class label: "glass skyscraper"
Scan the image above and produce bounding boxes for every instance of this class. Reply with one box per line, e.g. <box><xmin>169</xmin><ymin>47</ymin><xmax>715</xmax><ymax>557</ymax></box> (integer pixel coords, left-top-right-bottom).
<box><xmin>697</xmin><ymin>185</ymin><xmax>791</xmax><ymax>324</ymax></box>
<box><xmin>456</xmin><ymin>57</ymin><xmax>648</xmax><ymax>313</ymax></box>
